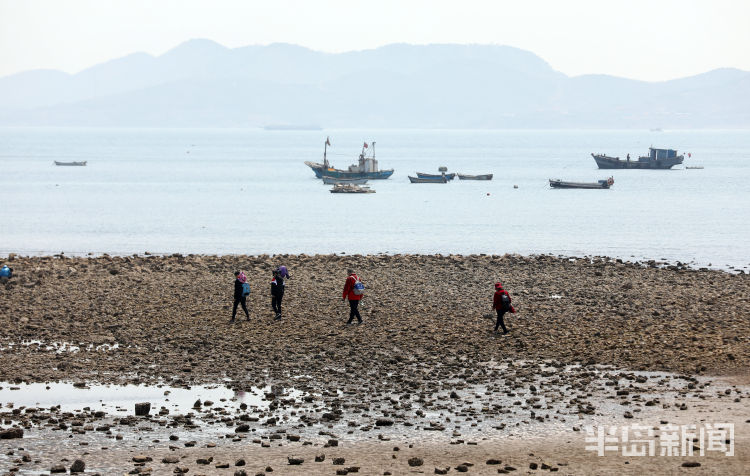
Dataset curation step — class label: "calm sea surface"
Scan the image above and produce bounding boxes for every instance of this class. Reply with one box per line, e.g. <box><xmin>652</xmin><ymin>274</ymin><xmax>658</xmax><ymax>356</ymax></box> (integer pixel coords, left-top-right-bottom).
<box><xmin>1</xmin><ymin>128</ymin><xmax>748</xmax><ymax>270</ymax></box>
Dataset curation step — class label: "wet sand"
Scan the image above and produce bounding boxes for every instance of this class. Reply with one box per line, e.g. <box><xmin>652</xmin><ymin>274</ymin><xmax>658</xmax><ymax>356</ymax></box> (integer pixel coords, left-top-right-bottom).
<box><xmin>0</xmin><ymin>253</ymin><xmax>748</xmax><ymax>474</ymax></box>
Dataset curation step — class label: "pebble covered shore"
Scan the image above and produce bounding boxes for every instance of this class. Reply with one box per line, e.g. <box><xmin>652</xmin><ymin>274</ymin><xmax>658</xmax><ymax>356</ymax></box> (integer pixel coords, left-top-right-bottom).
<box><xmin>1</xmin><ymin>253</ymin><xmax>747</xmax><ymax>383</ymax></box>
<box><xmin>0</xmin><ymin>254</ymin><xmax>748</xmax><ymax>475</ymax></box>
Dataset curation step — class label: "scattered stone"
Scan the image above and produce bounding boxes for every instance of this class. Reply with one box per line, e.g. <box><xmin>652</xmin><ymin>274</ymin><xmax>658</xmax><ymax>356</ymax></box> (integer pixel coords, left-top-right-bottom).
<box><xmin>315</xmin><ymin>454</ymin><xmax>325</xmax><ymax>462</ymax></box>
<box><xmin>134</xmin><ymin>402</ymin><xmax>151</xmax><ymax>416</ymax></box>
<box><xmin>0</xmin><ymin>428</ymin><xmax>23</xmax><ymax>439</ymax></box>
<box><xmin>50</xmin><ymin>464</ymin><xmax>66</xmax><ymax>473</ymax></box>
<box><xmin>288</xmin><ymin>457</ymin><xmax>304</xmax><ymax>465</ymax></box>
<box><xmin>682</xmin><ymin>462</ymin><xmax>701</xmax><ymax>468</ymax></box>
<box><xmin>408</xmin><ymin>457</ymin><xmax>424</xmax><ymax>467</ymax></box>
<box><xmin>70</xmin><ymin>459</ymin><xmax>86</xmax><ymax>473</ymax></box>
<box><xmin>333</xmin><ymin>457</ymin><xmax>346</xmax><ymax>465</ymax></box>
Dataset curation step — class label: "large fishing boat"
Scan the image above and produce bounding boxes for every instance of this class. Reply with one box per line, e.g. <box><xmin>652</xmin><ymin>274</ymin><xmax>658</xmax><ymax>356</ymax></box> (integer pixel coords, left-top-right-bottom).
<box><xmin>305</xmin><ymin>138</ymin><xmax>394</xmax><ymax>180</ymax></box>
<box><xmin>592</xmin><ymin>147</ymin><xmax>683</xmax><ymax>169</ymax></box>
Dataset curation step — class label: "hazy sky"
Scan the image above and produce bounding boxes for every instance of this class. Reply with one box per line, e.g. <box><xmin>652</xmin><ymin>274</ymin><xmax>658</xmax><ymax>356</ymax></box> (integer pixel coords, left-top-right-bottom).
<box><xmin>1</xmin><ymin>0</ymin><xmax>749</xmax><ymax>81</ymax></box>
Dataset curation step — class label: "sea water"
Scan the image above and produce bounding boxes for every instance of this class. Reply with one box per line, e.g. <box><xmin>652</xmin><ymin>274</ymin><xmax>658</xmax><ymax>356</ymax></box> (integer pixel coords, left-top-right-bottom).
<box><xmin>1</xmin><ymin>127</ymin><xmax>748</xmax><ymax>270</ymax></box>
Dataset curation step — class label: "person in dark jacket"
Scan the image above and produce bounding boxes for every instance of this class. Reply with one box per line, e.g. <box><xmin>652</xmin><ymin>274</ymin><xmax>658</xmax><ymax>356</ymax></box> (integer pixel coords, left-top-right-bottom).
<box><xmin>271</xmin><ymin>269</ymin><xmax>284</xmax><ymax>320</ymax></box>
<box><xmin>342</xmin><ymin>269</ymin><xmax>363</xmax><ymax>324</ymax></box>
<box><xmin>492</xmin><ymin>282</ymin><xmax>514</xmax><ymax>334</ymax></box>
<box><xmin>231</xmin><ymin>271</ymin><xmax>250</xmax><ymax>322</ymax></box>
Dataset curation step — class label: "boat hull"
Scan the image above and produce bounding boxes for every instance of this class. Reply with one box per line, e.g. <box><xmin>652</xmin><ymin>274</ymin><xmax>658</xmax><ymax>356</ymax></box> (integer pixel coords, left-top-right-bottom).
<box><xmin>306</xmin><ymin>161</ymin><xmax>393</xmax><ymax>179</ymax></box>
<box><xmin>457</xmin><ymin>174</ymin><xmax>493</xmax><ymax>180</ymax></box>
<box><xmin>322</xmin><ymin>177</ymin><xmax>369</xmax><ymax>185</ymax></box>
<box><xmin>549</xmin><ymin>179</ymin><xmax>611</xmax><ymax>189</ymax></box>
<box><xmin>416</xmin><ymin>172</ymin><xmax>455</xmax><ymax>180</ymax></box>
<box><xmin>409</xmin><ymin>176</ymin><xmax>448</xmax><ymax>183</ymax></box>
<box><xmin>592</xmin><ymin>154</ymin><xmax>683</xmax><ymax>169</ymax></box>
<box><xmin>54</xmin><ymin>161</ymin><xmax>87</xmax><ymax>166</ymax></box>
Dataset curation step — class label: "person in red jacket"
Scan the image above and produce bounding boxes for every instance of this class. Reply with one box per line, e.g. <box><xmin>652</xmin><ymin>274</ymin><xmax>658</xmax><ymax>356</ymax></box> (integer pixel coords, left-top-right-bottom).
<box><xmin>492</xmin><ymin>282</ymin><xmax>514</xmax><ymax>334</ymax></box>
<box><xmin>342</xmin><ymin>268</ymin><xmax>363</xmax><ymax>324</ymax></box>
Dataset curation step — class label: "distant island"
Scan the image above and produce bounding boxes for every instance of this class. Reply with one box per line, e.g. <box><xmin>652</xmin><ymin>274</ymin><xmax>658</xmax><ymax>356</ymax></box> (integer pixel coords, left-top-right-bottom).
<box><xmin>0</xmin><ymin>39</ymin><xmax>748</xmax><ymax>128</ymax></box>
<box><xmin>263</xmin><ymin>124</ymin><xmax>323</xmax><ymax>131</ymax></box>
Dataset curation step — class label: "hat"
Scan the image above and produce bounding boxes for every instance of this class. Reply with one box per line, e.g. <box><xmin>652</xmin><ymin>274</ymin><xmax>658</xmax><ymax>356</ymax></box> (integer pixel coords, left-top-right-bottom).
<box><xmin>495</xmin><ymin>282</ymin><xmax>503</xmax><ymax>289</ymax></box>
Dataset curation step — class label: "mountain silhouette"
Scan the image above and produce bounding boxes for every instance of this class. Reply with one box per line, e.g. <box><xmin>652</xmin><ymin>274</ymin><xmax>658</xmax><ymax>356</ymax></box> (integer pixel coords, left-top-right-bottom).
<box><xmin>1</xmin><ymin>39</ymin><xmax>748</xmax><ymax>128</ymax></box>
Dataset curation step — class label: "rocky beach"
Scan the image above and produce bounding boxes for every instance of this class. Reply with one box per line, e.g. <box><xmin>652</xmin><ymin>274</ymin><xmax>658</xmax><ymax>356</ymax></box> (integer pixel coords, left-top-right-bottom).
<box><xmin>0</xmin><ymin>253</ymin><xmax>748</xmax><ymax>475</ymax></box>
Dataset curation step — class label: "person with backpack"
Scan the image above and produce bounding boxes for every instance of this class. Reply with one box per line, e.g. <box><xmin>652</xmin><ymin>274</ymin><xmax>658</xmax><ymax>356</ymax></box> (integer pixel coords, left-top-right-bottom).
<box><xmin>342</xmin><ymin>269</ymin><xmax>364</xmax><ymax>325</ymax></box>
<box><xmin>270</xmin><ymin>269</ymin><xmax>284</xmax><ymax>320</ymax></box>
<box><xmin>492</xmin><ymin>282</ymin><xmax>515</xmax><ymax>334</ymax></box>
<box><xmin>231</xmin><ymin>271</ymin><xmax>250</xmax><ymax>322</ymax></box>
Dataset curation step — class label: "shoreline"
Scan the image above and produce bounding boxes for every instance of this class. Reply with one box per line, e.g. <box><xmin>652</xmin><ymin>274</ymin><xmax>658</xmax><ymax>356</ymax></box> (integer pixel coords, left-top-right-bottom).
<box><xmin>1</xmin><ymin>250</ymin><xmax>746</xmax><ymax>275</ymax></box>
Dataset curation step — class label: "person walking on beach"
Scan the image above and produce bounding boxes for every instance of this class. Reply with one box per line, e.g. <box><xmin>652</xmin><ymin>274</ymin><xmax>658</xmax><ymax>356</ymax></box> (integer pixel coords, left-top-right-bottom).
<box><xmin>342</xmin><ymin>269</ymin><xmax>364</xmax><ymax>325</ymax></box>
<box><xmin>271</xmin><ymin>269</ymin><xmax>284</xmax><ymax>320</ymax></box>
<box><xmin>492</xmin><ymin>282</ymin><xmax>514</xmax><ymax>334</ymax></box>
<box><xmin>231</xmin><ymin>271</ymin><xmax>250</xmax><ymax>322</ymax></box>
<box><xmin>276</xmin><ymin>265</ymin><xmax>290</xmax><ymax>280</ymax></box>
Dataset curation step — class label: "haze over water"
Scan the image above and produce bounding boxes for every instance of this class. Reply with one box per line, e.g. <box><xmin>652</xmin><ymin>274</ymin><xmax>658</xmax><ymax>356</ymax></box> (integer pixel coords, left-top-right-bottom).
<box><xmin>1</xmin><ymin>127</ymin><xmax>748</xmax><ymax>271</ymax></box>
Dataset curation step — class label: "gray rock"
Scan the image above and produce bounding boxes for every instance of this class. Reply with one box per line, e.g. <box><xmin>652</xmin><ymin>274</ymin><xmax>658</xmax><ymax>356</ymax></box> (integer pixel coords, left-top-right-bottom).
<box><xmin>70</xmin><ymin>459</ymin><xmax>86</xmax><ymax>473</ymax></box>
<box><xmin>135</xmin><ymin>402</ymin><xmax>151</xmax><ymax>416</ymax></box>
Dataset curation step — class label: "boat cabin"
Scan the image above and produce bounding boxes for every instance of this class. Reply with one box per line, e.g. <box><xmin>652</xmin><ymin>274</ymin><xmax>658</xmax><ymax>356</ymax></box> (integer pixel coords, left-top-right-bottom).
<box><xmin>641</xmin><ymin>147</ymin><xmax>678</xmax><ymax>161</ymax></box>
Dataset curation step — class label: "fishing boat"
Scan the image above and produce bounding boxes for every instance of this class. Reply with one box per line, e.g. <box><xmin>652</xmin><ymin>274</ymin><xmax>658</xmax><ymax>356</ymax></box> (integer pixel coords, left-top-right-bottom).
<box><xmin>457</xmin><ymin>173</ymin><xmax>493</xmax><ymax>180</ymax></box>
<box><xmin>592</xmin><ymin>147</ymin><xmax>683</xmax><ymax>169</ymax></box>
<box><xmin>54</xmin><ymin>161</ymin><xmax>87</xmax><ymax>166</ymax></box>
<box><xmin>305</xmin><ymin>138</ymin><xmax>394</xmax><ymax>180</ymax></box>
<box><xmin>322</xmin><ymin>177</ymin><xmax>369</xmax><ymax>185</ymax></box>
<box><xmin>549</xmin><ymin>177</ymin><xmax>614</xmax><ymax>189</ymax></box>
<box><xmin>685</xmin><ymin>166</ymin><xmax>704</xmax><ymax>170</ymax></box>
<box><xmin>330</xmin><ymin>184</ymin><xmax>375</xmax><ymax>193</ymax></box>
<box><xmin>409</xmin><ymin>175</ymin><xmax>448</xmax><ymax>184</ymax></box>
<box><xmin>416</xmin><ymin>172</ymin><xmax>456</xmax><ymax>180</ymax></box>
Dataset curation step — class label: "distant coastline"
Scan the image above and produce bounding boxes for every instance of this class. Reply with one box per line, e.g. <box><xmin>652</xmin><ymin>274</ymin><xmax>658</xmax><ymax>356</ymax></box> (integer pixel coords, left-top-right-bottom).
<box><xmin>262</xmin><ymin>124</ymin><xmax>323</xmax><ymax>131</ymax></box>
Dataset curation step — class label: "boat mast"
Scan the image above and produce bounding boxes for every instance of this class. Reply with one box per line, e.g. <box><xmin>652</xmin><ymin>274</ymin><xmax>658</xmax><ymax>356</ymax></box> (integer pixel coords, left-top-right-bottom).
<box><xmin>324</xmin><ymin>136</ymin><xmax>330</xmax><ymax>168</ymax></box>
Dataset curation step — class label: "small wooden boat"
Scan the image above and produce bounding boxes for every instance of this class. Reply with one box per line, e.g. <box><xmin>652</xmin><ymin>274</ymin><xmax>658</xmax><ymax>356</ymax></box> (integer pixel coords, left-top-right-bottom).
<box><xmin>330</xmin><ymin>184</ymin><xmax>375</xmax><ymax>193</ymax></box>
<box><xmin>322</xmin><ymin>176</ymin><xmax>368</xmax><ymax>185</ymax></box>
<box><xmin>409</xmin><ymin>175</ymin><xmax>448</xmax><ymax>183</ymax></box>
<box><xmin>416</xmin><ymin>172</ymin><xmax>455</xmax><ymax>180</ymax></box>
<box><xmin>685</xmin><ymin>166</ymin><xmax>704</xmax><ymax>169</ymax></box>
<box><xmin>457</xmin><ymin>173</ymin><xmax>493</xmax><ymax>180</ymax></box>
<box><xmin>54</xmin><ymin>161</ymin><xmax>87</xmax><ymax>166</ymax></box>
<box><xmin>549</xmin><ymin>177</ymin><xmax>614</xmax><ymax>189</ymax></box>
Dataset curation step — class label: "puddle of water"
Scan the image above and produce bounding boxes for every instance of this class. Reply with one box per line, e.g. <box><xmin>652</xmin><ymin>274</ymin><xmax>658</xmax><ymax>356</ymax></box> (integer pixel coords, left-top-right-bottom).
<box><xmin>0</xmin><ymin>340</ymin><xmax>121</xmax><ymax>353</ymax></box>
<box><xmin>0</xmin><ymin>382</ymin><xmax>287</xmax><ymax>414</ymax></box>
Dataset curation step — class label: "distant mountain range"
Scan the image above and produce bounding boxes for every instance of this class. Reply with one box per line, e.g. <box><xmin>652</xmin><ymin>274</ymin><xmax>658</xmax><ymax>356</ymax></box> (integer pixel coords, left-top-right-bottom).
<box><xmin>1</xmin><ymin>39</ymin><xmax>748</xmax><ymax>128</ymax></box>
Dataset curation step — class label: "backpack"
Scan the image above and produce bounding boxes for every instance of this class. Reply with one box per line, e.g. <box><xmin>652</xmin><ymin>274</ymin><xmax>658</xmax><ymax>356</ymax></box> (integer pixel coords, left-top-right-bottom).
<box><xmin>500</xmin><ymin>292</ymin><xmax>511</xmax><ymax>312</ymax></box>
<box><xmin>352</xmin><ymin>275</ymin><xmax>365</xmax><ymax>296</ymax></box>
<box><xmin>241</xmin><ymin>282</ymin><xmax>250</xmax><ymax>297</ymax></box>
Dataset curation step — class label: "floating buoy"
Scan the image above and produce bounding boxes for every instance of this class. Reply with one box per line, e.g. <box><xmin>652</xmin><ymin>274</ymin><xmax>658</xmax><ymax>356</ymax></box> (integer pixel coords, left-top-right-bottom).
<box><xmin>486</xmin><ymin>192</ymin><xmax>490</xmax><ymax>196</ymax></box>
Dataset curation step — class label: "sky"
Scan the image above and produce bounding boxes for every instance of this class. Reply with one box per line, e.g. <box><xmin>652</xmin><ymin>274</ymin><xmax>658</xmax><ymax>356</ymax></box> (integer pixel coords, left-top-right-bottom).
<box><xmin>1</xmin><ymin>0</ymin><xmax>749</xmax><ymax>81</ymax></box>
